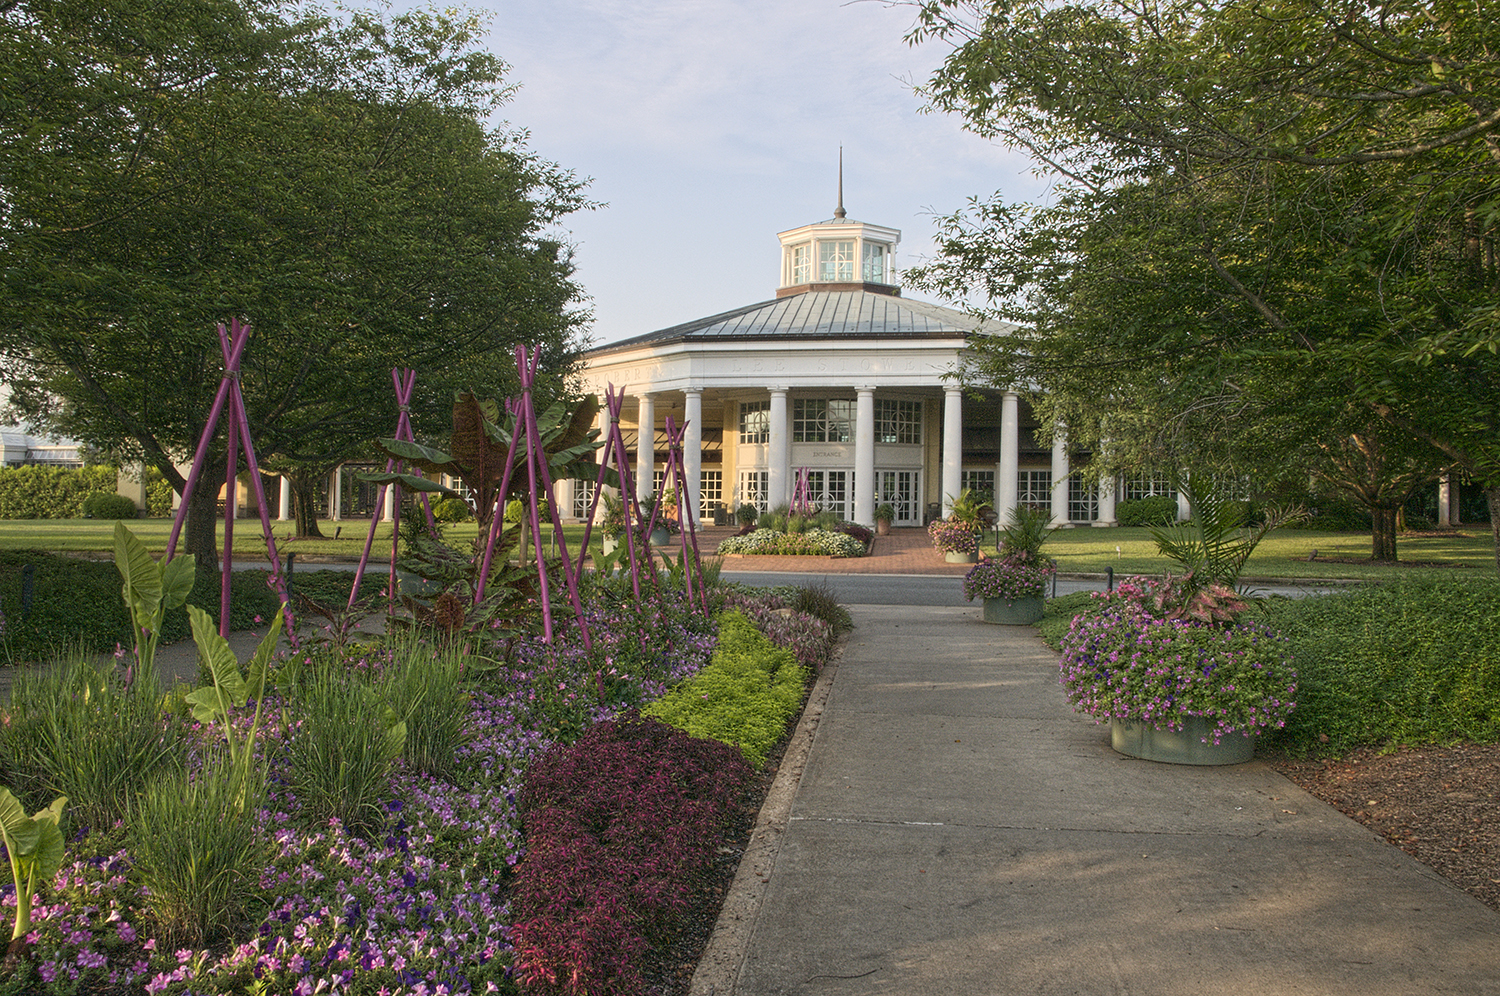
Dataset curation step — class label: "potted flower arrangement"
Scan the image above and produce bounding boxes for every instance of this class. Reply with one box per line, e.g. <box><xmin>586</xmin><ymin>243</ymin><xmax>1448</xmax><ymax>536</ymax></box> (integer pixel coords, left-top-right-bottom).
<box><xmin>598</xmin><ymin>492</ymin><xmax>627</xmax><ymax>554</ymax></box>
<box><xmin>873</xmin><ymin>502</ymin><xmax>896</xmax><ymax>536</ymax></box>
<box><xmin>1058</xmin><ymin>574</ymin><xmax>1297</xmax><ymax>765</ymax></box>
<box><xmin>637</xmin><ymin>492</ymin><xmax>681</xmax><ymax>546</ymax></box>
<box><xmin>928</xmin><ymin>489</ymin><xmax>987</xmax><ymax>562</ymax></box>
<box><xmin>963</xmin><ymin>555</ymin><xmax>1055</xmax><ymax>622</ymax></box>
<box><xmin>928</xmin><ymin>517</ymin><xmax>980</xmax><ymax>561</ymax></box>
<box><xmin>964</xmin><ymin>503</ymin><xmax>1058</xmax><ymax>623</ymax></box>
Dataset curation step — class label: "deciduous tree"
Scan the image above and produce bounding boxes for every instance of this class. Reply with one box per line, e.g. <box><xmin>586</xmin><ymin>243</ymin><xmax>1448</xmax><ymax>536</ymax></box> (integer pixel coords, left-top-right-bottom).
<box><xmin>0</xmin><ymin>1</ymin><xmax>589</xmax><ymax>578</ymax></box>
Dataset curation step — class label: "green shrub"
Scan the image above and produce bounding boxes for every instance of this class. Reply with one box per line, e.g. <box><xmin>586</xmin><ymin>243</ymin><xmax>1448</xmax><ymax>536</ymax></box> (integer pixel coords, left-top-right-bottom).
<box><xmin>714</xmin><ymin>527</ymin><xmax>865</xmax><ymax>558</ymax></box>
<box><xmin>129</xmin><ymin>760</ymin><xmax>270</xmax><ymax>946</ymax></box>
<box><xmin>432</xmin><ymin>497</ymin><xmax>471</xmax><ymax>523</ymax></box>
<box><xmin>144</xmin><ymin>470</ymin><xmax>176</xmax><ymax>517</ymax></box>
<box><xmin>643</xmin><ymin>611</ymin><xmax>808</xmax><ymax>767</ymax></box>
<box><xmin>0</xmin><ymin>465</ymin><xmax>115</xmax><ymax>518</ymax></box>
<box><xmin>81</xmin><ymin>492</ymin><xmax>139</xmax><ymax>520</ymax></box>
<box><xmin>1253</xmin><ymin>575</ymin><xmax>1500</xmax><ymax>755</ymax></box>
<box><xmin>0</xmin><ymin>550</ymin><xmax>281</xmax><ymax>664</ymax></box>
<box><xmin>1115</xmin><ymin>495</ymin><xmax>1178</xmax><ymax>527</ymax></box>
<box><xmin>282</xmin><ymin>662</ymin><xmax>405</xmax><ymax>836</ymax></box>
<box><xmin>2</xmin><ymin>650</ymin><xmax>182</xmax><ymax>829</ymax></box>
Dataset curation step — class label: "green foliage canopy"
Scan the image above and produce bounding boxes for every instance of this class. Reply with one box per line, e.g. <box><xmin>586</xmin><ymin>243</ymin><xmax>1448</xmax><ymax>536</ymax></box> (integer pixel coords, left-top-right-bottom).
<box><xmin>907</xmin><ymin>0</ymin><xmax>1500</xmax><ymax>567</ymax></box>
<box><xmin>0</xmin><ymin>1</ymin><xmax>591</xmax><ymax>566</ymax></box>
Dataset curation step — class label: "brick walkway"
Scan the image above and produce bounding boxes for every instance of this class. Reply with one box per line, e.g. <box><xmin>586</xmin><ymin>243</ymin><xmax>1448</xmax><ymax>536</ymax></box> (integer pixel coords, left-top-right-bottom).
<box><xmin>688</xmin><ymin>525</ymin><xmax>975</xmax><ymax>576</ymax></box>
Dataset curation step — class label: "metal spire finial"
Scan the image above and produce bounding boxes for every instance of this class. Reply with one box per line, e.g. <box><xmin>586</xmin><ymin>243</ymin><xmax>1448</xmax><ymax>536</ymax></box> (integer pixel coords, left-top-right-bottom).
<box><xmin>835</xmin><ymin>146</ymin><xmax>846</xmax><ymax>219</ymax></box>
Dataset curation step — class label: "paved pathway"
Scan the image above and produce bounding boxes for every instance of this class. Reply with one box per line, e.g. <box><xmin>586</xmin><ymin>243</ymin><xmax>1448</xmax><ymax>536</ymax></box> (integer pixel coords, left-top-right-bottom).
<box><xmin>693</xmin><ymin>604</ymin><xmax>1500</xmax><ymax>996</ymax></box>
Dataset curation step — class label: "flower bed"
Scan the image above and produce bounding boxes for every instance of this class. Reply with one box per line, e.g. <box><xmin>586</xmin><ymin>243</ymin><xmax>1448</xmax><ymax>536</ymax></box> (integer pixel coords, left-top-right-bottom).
<box><xmin>715</xmin><ymin>527</ymin><xmax>864</xmax><ymax>558</ymax></box>
<box><xmin>1</xmin><ymin>578</ymin><xmax>839</xmax><ymax>995</ymax></box>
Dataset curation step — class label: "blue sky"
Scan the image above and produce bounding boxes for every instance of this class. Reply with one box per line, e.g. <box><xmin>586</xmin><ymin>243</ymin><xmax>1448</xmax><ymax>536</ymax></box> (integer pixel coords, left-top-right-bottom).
<box><xmin>424</xmin><ymin>0</ymin><xmax>1050</xmax><ymax>345</ymax></box>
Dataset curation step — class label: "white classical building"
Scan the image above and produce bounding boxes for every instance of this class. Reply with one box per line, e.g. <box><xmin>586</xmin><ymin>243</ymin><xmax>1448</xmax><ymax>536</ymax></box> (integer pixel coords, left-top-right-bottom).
<box><xmin>567</xmin><ymin>197</ymin><xmax>1127</xmax><ymax>530</ymax></box>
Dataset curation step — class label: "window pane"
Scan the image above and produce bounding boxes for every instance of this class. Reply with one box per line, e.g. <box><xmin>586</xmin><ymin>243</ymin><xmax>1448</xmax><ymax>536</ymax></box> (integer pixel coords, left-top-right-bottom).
<box><xmin>862</xmin><ymin>242</ymin><xmax>886</xmax><ymax>283</ymax></box>
<box><xmin>739</xmin><ymin>401</ymin><xmax>769</xmax><ymax>444</ymax></box>
<box><xmin>790</xmin><ymin>243</ymin><xmax>810</xmax><ymax>284</ymax></box>
<box><xmin>819</xmin><ymin>240</ymin><xmax>854</xmax><ymax>282</ymax></box>
<box><xmin>1017</xmin><ymin>470</ymin><xmax>1051</xmax><ymax>507</ymax></box>
<box><xmin>1069</xmin><ymin>472</ymin><xmax>1098</xmax><ymax>522</ymax></box>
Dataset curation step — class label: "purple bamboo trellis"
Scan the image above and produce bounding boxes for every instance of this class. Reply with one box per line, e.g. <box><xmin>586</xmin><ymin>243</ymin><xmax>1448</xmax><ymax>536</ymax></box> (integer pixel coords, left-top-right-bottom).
<box><xmin>165</xmin><ymin>319</ymin><xmax>294</xmax><ymax>640</ymax></box>
<box><xmin>571</xmin><ymin>385</ymin><xmax>650</xmax><ymax>601</ymax></box>
<box><xmin>791</xmin><ymin>467</ymin><xmax>814</xmax><ymax>516</ymax></box>
<box><xmin>657</xmin><ymin>415</ymin><xmax>710</xmax><ymax>616</ymax></box>
<box><xmin>473</xmin><ymin>346</ymin><xmax>592</xmax><ymax>649</ymax></box>
<box><xmin>350</xmin><ymin>369</ymin><xmax>438</xmax><ymax>616</ymax></box>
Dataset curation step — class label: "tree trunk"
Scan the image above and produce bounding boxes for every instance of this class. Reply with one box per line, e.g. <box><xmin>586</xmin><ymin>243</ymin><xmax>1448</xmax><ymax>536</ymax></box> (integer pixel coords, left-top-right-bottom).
<box><xmin>1370</xmin><ymin>506</ymin><xmax>1399</xmax><ymax>562</ymax></box>
<box><xmin>1488</xmin><ymin>486</ymin><xmax>1500</xmax><ymax>575</ymax></box>
<box><xmin>184</xmin><ymin>473</ymin><xmax>222</xmax><ymax>587</ymax></box>
<box><xmin>289</xmin><ymin>467</ymin><xmax>326</xmax><ymax>538</ymax></box>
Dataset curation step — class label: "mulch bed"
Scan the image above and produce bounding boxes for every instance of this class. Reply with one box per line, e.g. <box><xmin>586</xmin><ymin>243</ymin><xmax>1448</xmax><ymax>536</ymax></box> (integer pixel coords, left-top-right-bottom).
<box><xmin>1268</xmin><ymin>743</ymin><xmax>1500</xmax><ymax>913</ymax></box>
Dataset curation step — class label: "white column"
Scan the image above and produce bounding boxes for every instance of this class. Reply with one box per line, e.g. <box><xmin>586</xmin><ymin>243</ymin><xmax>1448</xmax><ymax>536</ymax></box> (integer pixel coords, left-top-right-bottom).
<box><xmin>382</xmin><ymin>478</ymin><xmax>396</xmax><ymax>521</ymax></box>
<box><xmin>331</xmin><ymin>466</ymin><xmax>343</xmax><ymax>521</ymax></box>
<box><xmin>553</xmin><ymin>478</ymin><xmax>573</xmax><ymax>521</ymax></box>
<box><xmin>684</xmin><ymin>388</ymin><xmax>702</xmax><ymax>527</ymax></box>
<box><xmin>636</xmin><ymin>393</ymin><xmax>655</xmax><ymax>501</ymax></box>
<box><xmin>854</xmin><ymin>387</ymin><xmax>876</xmax><ymax>526</ymax></box>
<box><xmin>768</xmin><ymin>388</ymin><xmax>790</xmax><ymax>509</ymax></box>
<box><xmin>997</xmin><ymin>392</ymin><xmax>1020</xmax><ymax>526</ymax></box>
<box><xmin>278</xmin><ymin>475</ymin><xmax>291</xmax><ymax>521</ymax></box>
<box><xmin>1095</xmin><ymin>472</ymin><xmax>1118</xmax><ymax>526</ymax></box>
<box><xmin>1437</xmin><ymin>474</ymin><xmax>1451</xmax><ymax>527</ymax></box>
<box><xmin>1177</xmin><ymin>484</ymin><xmax>1192</xmax><ymax>522</ymax></box>
<box><xmin>941</xmin><ymin>386</ymin><xmax>963</xmax><ymax>518</ymax></box>
<box><xmin>1050</xmin><ymin>429</ymin><xmax>1070</xmax><ymax>527</ymax></box>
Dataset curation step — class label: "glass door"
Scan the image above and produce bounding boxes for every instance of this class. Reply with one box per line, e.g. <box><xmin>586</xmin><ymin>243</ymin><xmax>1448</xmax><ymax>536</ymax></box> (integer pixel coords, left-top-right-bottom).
<box><xmin>876</xmin><ymin>470</ymin><xmax>921</xmax><ymax>525</ymax></box>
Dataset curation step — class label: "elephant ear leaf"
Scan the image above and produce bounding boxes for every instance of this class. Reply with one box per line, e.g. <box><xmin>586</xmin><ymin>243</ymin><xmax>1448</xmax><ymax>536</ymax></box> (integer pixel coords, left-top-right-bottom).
<box><xmin>0</xmin><ymin>788</ymin><xmax>40</xmax><ymax>857</ymax></box>
<box><xmin>113</xmin><ymin>522</ymin><xmax>162</xmax><ymax>623</ymax></box>
<box><xmin>242</xmin><ymin>607</ymin><xmax>286</xmax><ymax>699</ymax></box>
<box><xmin>160</xmin><ymin>553</ymin><xmax>196</xmax><ymax>612</ymax></box>
<box><xmin>187</xmin><ymin>605</ymin><xmax>249</xmax><ymax>711</ymax></box>
<box><xmin>359</xmin><ymin>471</ymin><xmax>456</xmax><ymax>495</ymax></box>
<box><xmin>30</xmin><ymin>799</ymin><xmax>66</xmax><ymax>885</ymax></box>
<box><xmin>557</xmin><ymin>394</ymin><xmax>601</xmax><ymax>452</ymax></box>
<box><xmin>371</xmin><ymin>438</ymin><xmax>461</xmax><ymax>477</ymax></box>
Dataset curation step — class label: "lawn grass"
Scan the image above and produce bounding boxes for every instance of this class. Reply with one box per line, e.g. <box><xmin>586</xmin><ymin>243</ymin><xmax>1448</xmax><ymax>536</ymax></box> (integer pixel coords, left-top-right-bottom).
<box><xmin>983</xmin><ymin>525</ymin><xmax>1496</xmax><ymax>579</ymax></box>
<box><xmin>2</xmin><ymin>518</ymin><xmax>1495</xmax><ymax>579</ymax></box>
<box><xmin>0</xmin><ymin>517</ymin><xmax>589</xmax><ymax>560</ymax></box>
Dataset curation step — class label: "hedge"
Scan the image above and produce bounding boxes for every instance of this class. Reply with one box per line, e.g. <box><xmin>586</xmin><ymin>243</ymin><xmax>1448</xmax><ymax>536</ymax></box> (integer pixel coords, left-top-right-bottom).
<box><xmin>0</xmin><ymin>549</ymin><xmax>282</xmax><ymax>663</ymax></box>
<box><xmin>0</xmin><ymin>465</ymin><xmax>116</xmax><ymax>519</ymax></box>
<box><xmin>1114</xmin><ymin>495</ymin><xmax>1178</xmax><ymax>527</ymax></box>
<box><xmin>1254</xmin><ymin>576</ymin><xmax>1500</xmax><ymax>755</ymax></box>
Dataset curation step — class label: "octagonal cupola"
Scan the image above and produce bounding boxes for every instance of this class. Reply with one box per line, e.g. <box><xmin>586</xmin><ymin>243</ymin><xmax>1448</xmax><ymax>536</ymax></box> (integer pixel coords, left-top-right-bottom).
<box><xmin>775</xmin><ymin>162</ymin><xmax>901</xmax><ymax>298</ymax></box>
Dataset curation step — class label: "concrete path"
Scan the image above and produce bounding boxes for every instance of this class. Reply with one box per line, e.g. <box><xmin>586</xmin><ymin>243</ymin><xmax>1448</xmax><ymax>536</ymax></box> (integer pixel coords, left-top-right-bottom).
<box><xmin>695</xmin><ymin>604</ymin><xmax>1500</xmax><ymax>996</ymax></box>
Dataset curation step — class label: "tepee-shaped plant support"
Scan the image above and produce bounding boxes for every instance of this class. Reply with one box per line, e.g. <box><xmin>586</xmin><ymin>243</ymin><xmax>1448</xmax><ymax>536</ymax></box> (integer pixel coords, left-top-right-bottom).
<box><xmin>164</xmin><ymin>318</ymin><xmax>294</xmax><ymax>639</ymax></box>
<box><xmin>348</xmin><ymin>368</ymin><xmax>438</xmax><ymax>617</ymax></box>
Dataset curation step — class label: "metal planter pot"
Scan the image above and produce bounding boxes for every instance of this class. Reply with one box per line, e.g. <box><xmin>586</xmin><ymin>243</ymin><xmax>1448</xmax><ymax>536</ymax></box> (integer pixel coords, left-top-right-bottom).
<box><xmin>982</xmin><ymin>595</ymin><xmax>1044</xmax><ymax>625</ymax></box>
<box><xmin>1110</xmin><ymin>716</ymin><xmax>1256</xmax><ymax>766</ymax></box>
